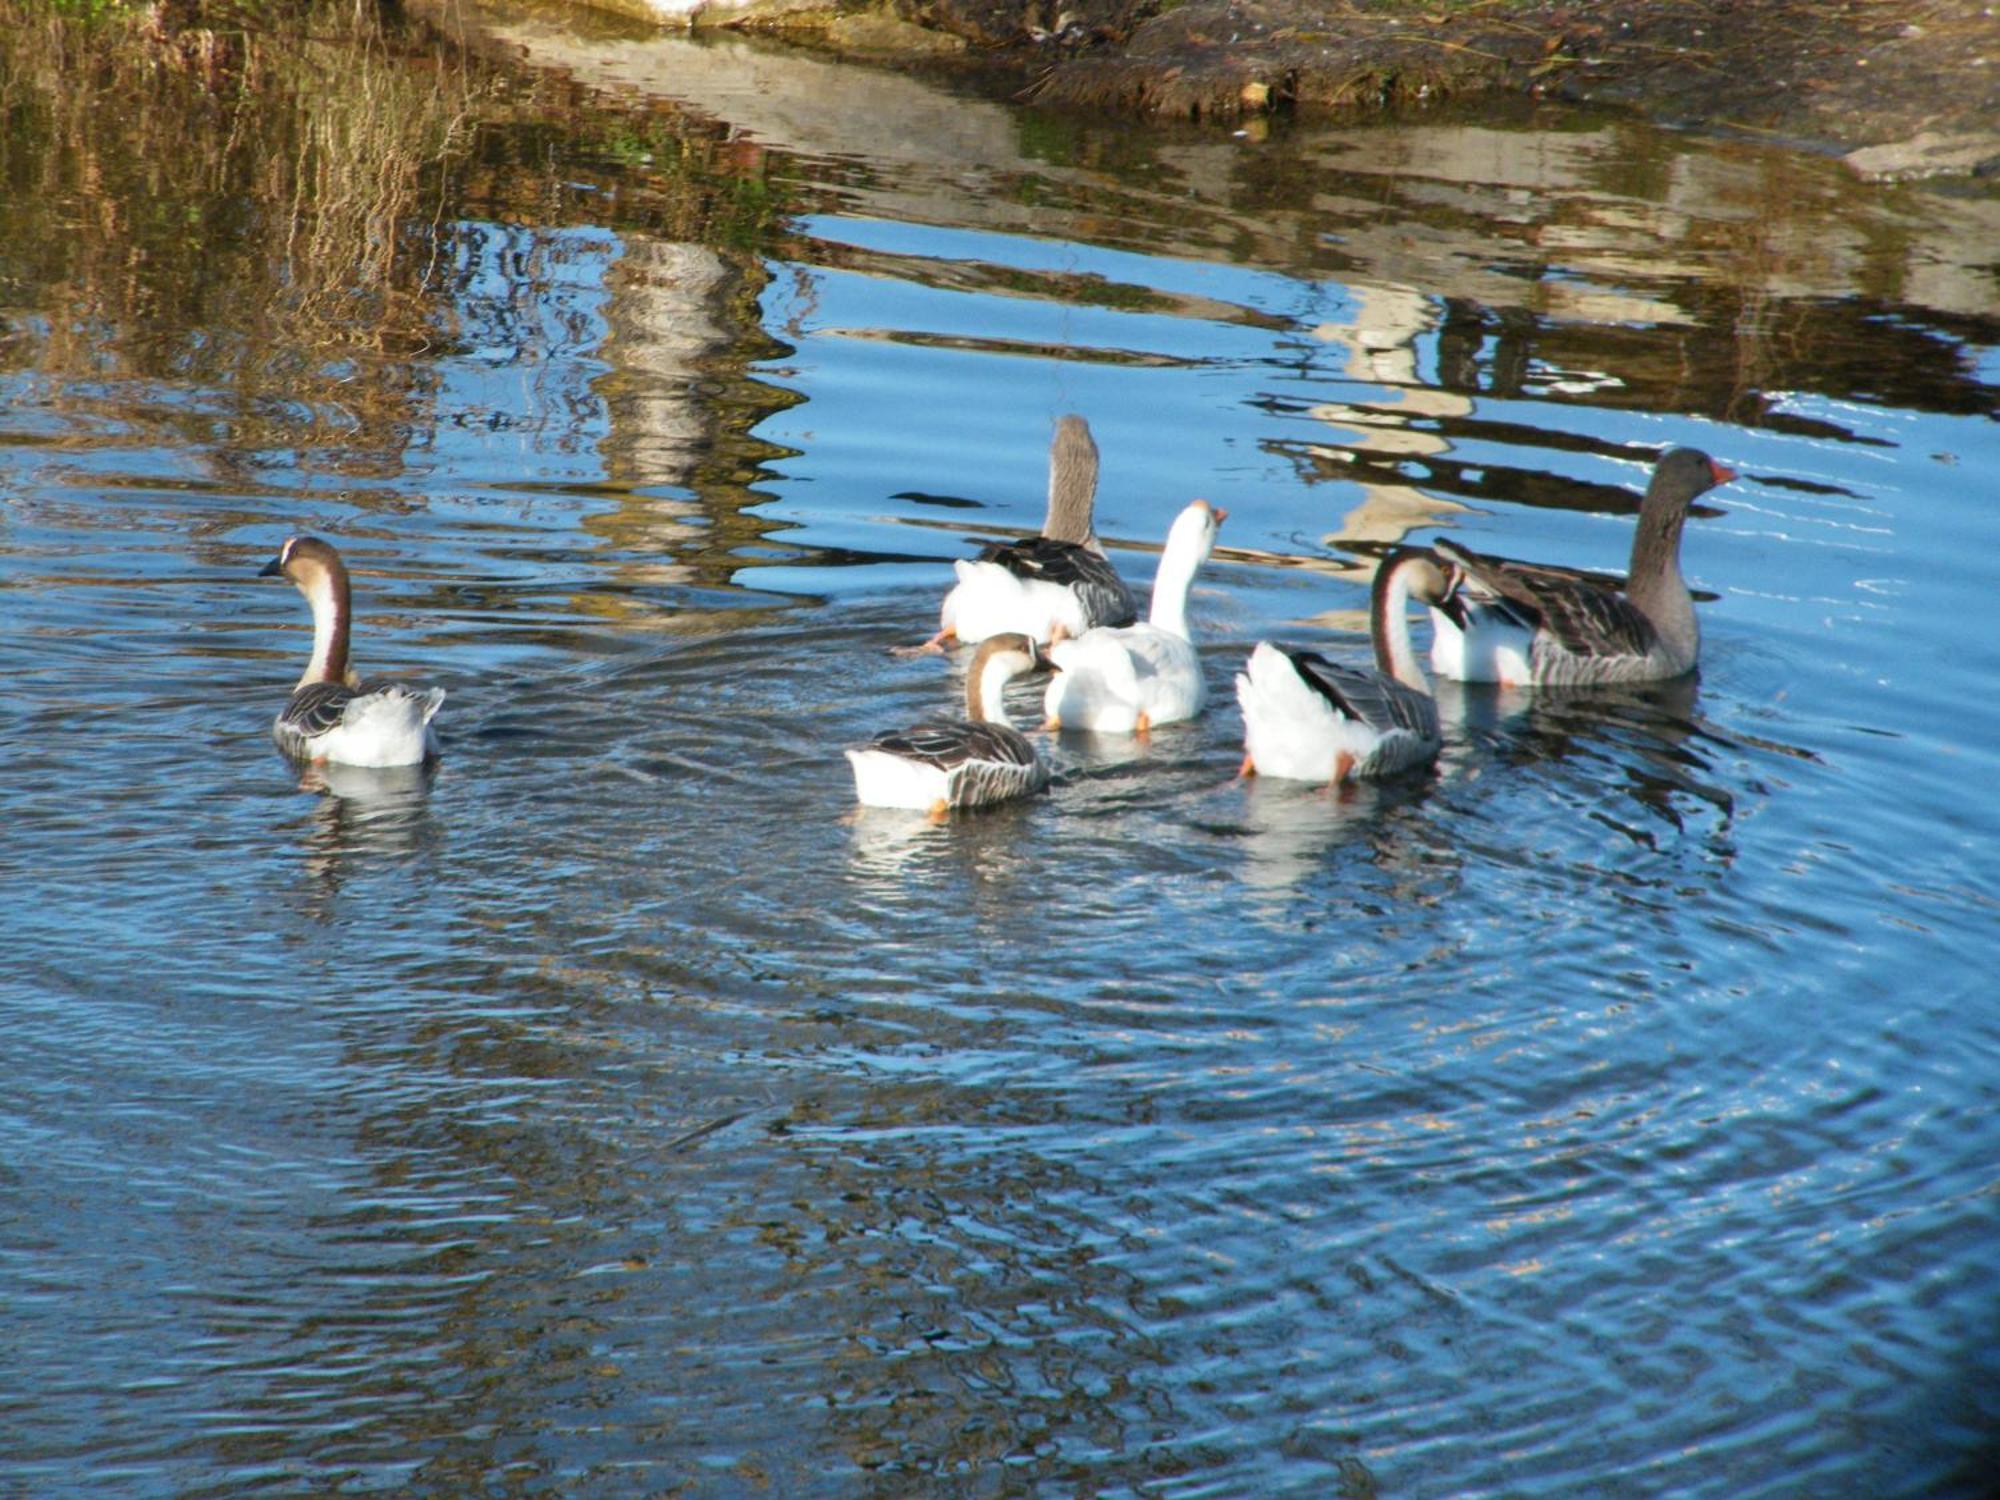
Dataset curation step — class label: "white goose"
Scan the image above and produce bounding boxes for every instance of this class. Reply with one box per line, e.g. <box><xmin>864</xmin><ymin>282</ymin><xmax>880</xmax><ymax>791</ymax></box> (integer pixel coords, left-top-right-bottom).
<box><xmin>848</xmin><ymin>632</ymin><xmax>1051</xmax><ymax>818</ymax></box>
<box><xmin>258</xmin><ymin>535</ymin><xmax>444</xmax><ymax>767</ymax></box>
<box><xmin>1236</xmin><ymin>549</ymin><xmax>1446</xmax><ymax>784</ymax></box>
<box><xmin>1428</xmin><ymin>447</ymin><xmax>1735</xmax><ymax>686</ymax></box>
<box><xmin>1042</xmin><ymin>498</ymin><xmax>1225</xmax><ymax>735</ymax></box>
<box><xmin>899</xmin><ymin>415</ymin><xmax>1137</xmax><ymax>654</ymax></box>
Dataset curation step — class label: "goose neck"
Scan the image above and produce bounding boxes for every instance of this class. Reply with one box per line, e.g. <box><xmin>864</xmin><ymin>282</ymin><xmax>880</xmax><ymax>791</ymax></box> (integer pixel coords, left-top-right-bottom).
<box><xmin>298</xmin><ymin>565</ymin><xmax>353</xmax><ymax>688</ymax></box>
<box><xmin>1146</xmin><ymin>516</ymin><xmax>1211</xmax><ymax>639</ymax></box>
<box><xmin>1626</xmin><ymin>498</ymin><xmax>1695</xmax><ymax>644</ymax></box>
<box><xmin>965</xmin><ymin>641</ymin><xmax>1028</xmax><ymax>727</ymax></box>
<box><xmin>1042</xmin><ymin>415</ymin><xmax>1101</xmax><ymax>547</ymax></box>
<box><xmin>1371</xmin><ymin>553</ymin><xmax>1436</xmax><ymax>695</ymax></box>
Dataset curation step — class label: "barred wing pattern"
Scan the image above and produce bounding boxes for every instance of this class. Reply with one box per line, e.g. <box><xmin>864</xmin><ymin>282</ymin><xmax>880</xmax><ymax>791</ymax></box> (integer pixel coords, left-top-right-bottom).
<box><xmin>275</xmin><ymin>681</ymin><xmax>359</xmax><ymax>745</ymax></box>
<box><xmin>1437</xmin><ymin>540</ymin><xmax>1659</xmax><ymax>664</ymax></box>
<box><xmin>865</xmin><ymin>718</ymin><xmax>1049</xmax><ymax>808</ymax></box>
<box><xmin>272</xmin><ymin>678</ymin><xmax>444</xmax><ymax>765</ymax></box>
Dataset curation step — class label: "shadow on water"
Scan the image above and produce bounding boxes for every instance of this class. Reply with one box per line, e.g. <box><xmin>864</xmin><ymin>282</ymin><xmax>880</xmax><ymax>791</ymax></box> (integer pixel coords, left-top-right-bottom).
<box><xmin>2</xmin><ymin>3</ymin><xmax>1997</xmax><ymax>1497</ymax></box>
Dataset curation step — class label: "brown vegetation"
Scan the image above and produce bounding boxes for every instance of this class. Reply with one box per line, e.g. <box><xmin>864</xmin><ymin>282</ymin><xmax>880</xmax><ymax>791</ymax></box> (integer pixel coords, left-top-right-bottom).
<box><xmin>744</xmin><ymin>0</ymin><xmax>2000</xmax><ymax>160</ymax></box>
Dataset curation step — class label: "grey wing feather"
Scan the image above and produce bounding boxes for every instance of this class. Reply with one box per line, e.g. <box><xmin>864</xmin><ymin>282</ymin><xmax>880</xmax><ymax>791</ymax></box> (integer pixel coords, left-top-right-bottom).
<box><xmin>1438</xmin><ymin>540</ymin><xmax>1656</xmax><ymax>659</ymax></box>
<box><xmin>1288</xmin><ymin>650</ymin><xmax>1439</xmax><ymax>741</ymax></box>
<box><xmin>865</xmin><ymin>718</ymin><xmax>1046</xmax><ymax>806</ymax></box>
<box><xmin>976</xmin><ymin>537</ymin><xmax>1138</xmax><ymax>627</ymax></box>
<box><xmin>867</xmin><ymin>719</ymin><xmax>1038</xmax><ymax>772</ymax></box>
<box><xmin>1526</xmin><ymin>578</ymin><xmax>1658</xmax><ymax>659</ymax></box>
<box><xmin>278</xmin><ymin>681</ymin><xmax>358</xmax><ymax>738</ymax></box>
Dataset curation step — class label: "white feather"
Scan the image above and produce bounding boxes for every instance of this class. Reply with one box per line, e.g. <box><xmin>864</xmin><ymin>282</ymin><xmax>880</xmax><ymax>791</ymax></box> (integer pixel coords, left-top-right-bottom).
<box><xmin>287</xmin><ymin>686</ymin><xmax>444</xmax><ymax>769</ymax></box>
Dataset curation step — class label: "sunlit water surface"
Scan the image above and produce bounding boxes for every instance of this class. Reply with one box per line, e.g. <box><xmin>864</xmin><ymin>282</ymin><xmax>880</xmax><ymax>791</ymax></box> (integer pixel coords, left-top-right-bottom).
<box><xmin>2</xmin><ymin>16</ymin><xmax>1997</xmax><ymax>1497</ymax></box>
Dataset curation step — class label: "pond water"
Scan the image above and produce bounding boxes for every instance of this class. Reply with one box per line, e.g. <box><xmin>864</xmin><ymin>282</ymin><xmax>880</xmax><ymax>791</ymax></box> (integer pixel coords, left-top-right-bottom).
<box><xmin>3</xmin><ymin>10</ymin><xmax>1998</xmax><ymax>1496</ymax></box>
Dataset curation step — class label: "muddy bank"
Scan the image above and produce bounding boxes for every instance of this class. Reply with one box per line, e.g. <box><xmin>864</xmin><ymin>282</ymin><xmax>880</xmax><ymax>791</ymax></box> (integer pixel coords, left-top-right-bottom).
<box><xmin>741</xmin><ymin>0</ymin><xmax>2000</xmax><ymax>174</ymax></box>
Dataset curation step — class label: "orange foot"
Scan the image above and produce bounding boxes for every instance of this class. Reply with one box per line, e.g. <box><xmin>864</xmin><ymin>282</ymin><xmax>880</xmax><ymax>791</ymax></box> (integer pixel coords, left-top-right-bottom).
<box><xmin>890</xmin><ymin>630</ymin><xmax>955</xmax><ymax>658</ymax></box>
<box><xmin>1236</xmin><ymin>751</ymin><xmax>1256</xmax><ymax>779</ymax></box>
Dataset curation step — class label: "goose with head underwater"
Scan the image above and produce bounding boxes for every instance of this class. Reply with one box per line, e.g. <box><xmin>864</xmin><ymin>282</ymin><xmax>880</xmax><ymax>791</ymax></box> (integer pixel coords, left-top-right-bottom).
<box><xmin>849</xmin><ymin>632</ymin><xmax>1052</xmax><ymax>819</ymax></box>
<box><xmin>258</xmin><ymin>535</ymin><xmax>445</xmax><ymax>767</ymax></box>
<box><xmin>1042</xmin><ymin>498</ymin><xmax>1226</xmax><ymax>735</ymax></box>
<box><xmin>1426</xmin><ymin>447</ymin><xmax>1735</xmax><ymax>687</ymax></box>
<box><xmin>1236</xmin><ymin>548</ymin><xmax>1447</xmax><ymax>784</ymax></box>
<box><xmin>897</xmin><ymin>414</ymin><xmax>1137</xmax><ymax>655</ymax></box>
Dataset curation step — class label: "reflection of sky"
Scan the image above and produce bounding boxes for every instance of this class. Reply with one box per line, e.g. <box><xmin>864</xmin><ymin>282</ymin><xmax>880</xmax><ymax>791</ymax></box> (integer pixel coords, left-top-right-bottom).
<box><xmin>8</xmin><ymin>65</ymin><xmax>2000</xmax><ymax>1500</ymax></box>
<box><xmin>752</xmin><ymin>214</ymin><xmax>1745</xmax><ymax>634</ymax></box>
<box><xmin>756</xmin><ymin>227</ymin><xmax>1389</xmax><ymax>627</ymax></box>
<box><xmin>794</xmin><ymin>213</ymin><xmax>1324</xmax><ymax>322</ymax></box>
<box><xmin>417</xmin><ymin>220</ymin><xmax>619</xmax><ymax>496</ymax></box>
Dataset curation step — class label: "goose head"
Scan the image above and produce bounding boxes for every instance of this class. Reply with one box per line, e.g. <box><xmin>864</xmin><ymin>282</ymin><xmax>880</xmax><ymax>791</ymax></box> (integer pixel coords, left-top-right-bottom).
<box><xmin>1164</xmin><ymin>498</ymin><xmax>1227</xmax><ymax>559</ymax></box>
<box><xmin>259</xmin><ymin>534</ymin><xmax>352</xmax><ymax>601</ymax></box>
<box><xmin>259</xmin><ymin>535</ymin><xmax>357</xmax><ymax>688</ymax></box>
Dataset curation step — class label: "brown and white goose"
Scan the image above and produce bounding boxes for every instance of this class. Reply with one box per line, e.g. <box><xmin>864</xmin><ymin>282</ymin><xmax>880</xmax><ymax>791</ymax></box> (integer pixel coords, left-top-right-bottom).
<box><xmin>1428</xmin><ymin>447</ymin><xmax>1735</xmax><ymax>687</ymax></box>
<box><xmin>848</xmin><ymin>633</ymin><xmax>1051</xmax><ymax>818</ymax></box>
<box><xmin>258</xmin><ymin>535</ymin><xmax>444</xmax><ymax>767</ymax></box>
<box><xmin>1236</xmin><ymin>549</ymin><xmax>1446</xmax><ymax>784</ymax></box>
<box><xmin>900</xmin><ymin>415</ymin><xmax>1138</xmax><ymax>654</ymax></box>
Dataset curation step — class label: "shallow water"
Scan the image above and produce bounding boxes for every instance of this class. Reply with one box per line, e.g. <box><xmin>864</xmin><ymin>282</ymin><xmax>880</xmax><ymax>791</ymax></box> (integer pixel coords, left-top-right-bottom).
<box><xmin>2</xmin><ymin>13</ymin><xmax>1998</xmax><ymax>1497</ymax></box>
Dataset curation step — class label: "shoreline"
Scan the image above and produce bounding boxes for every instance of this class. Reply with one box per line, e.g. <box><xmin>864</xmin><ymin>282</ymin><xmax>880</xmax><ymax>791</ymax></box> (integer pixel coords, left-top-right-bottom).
<box><xmin>661</xmin><ymin>0</ymin><xmax>2000</xmax><ymax>177</ymax></box>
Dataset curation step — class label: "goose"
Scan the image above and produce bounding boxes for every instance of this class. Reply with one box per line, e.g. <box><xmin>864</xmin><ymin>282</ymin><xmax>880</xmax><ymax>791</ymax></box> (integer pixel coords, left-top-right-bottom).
<box><xmin>1042</xmin><ymin>498</ymin><xmax>1225</xmax><ymax>735</ymax></box>
<box><xmin>1427</xmin><ymin>447</ymin><xmax>1735</xmax><ymax>686</ymax></box>
<box><xmin>897</xmin><ymin>415</ymin><xmax>1137</xmax><ymax>655</ymax></box>
<box><xmin>848</xmin><ymin>632</ymin><xmax>1051</xmax><ymax>818</ymax></box>
<box><xmin>1236</xmin><ymin>549</ymin><xmax>1446</xmax><ymax>784</ymax></box>
<box><xmin>258</xmin><ymin>535</ymin><xmax>444</xmax><ymax>767</ymax></box>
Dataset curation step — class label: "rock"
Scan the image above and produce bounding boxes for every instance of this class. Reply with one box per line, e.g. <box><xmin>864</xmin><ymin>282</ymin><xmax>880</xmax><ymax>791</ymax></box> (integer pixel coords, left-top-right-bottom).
<box><xmin>1843</xmin><ymin>130</ymin><xmax>2000</xmax><ymax>180</ymax></box>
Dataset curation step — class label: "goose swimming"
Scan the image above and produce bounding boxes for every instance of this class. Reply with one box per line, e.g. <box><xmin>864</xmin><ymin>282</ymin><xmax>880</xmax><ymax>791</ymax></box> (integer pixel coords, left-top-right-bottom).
<box><xmin>899</xmin><ymin>415</ymin><xmax>1137</xmax><ymax>655</ymax></box>
<box><xmin>1428</xmin><ymin>447</ymin><xmax>1735</xmax><ymax>687</ymax></box>
<box><xmin>848</xmin><ymin>633</ymin><xmax>1051</xmax><ymax>818</ymax></box>
<box><xmin>1042</xmin><ymin>498</ymin><xmax>1225</xmax><ymax>735</ymax></box>
<box><xmin>1235</xmin><ymin>548</ymin><xmax>1447</xmax><ymax>784</ymax></box>
<box><xmin>258</xmin><ymin>535</ymin><xmax>444</xmax><ymax>768</ymax></box>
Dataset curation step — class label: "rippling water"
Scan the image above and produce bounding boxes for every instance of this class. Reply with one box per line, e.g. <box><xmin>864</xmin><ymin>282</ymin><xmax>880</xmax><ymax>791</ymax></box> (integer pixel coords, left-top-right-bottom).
<box><xmin>3</xmin><ymin>11</ymin><xmax>1998</xmax><ymax>1496</ymax></box>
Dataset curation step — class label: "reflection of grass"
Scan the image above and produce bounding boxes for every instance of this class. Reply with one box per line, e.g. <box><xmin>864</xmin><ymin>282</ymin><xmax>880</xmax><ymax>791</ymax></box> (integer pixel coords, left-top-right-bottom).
<box><xmin>0</xmin><ymin>0</ymin><xmax>488</xmax><ymax>455</ymax></box>
<box><xmin>0</xmin><ymin>0</ymin><xmax>794</xmax><ymax>471</ymax></box>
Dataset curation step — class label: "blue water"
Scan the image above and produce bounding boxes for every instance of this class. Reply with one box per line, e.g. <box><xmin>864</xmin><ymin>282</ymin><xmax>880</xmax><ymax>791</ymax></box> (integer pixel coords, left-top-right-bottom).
<box><xmin>1</xmin><ymin>19</ymin><xmax>1997</xmax><ymax>1497</ymax></box>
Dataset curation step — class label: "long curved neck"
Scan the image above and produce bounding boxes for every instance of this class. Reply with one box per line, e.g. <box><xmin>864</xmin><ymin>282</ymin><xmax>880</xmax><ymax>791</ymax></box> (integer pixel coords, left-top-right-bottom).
<box><xmin>1147</xmin><ymin>530</ymin><xmax>1205</xmax><ymax>639</ymax></box>
<box><xmin>1370</xmin><ymin>557</ymin><xmax>1432</xmax><ymax>695</ymax></box>
<box><xmin>1042</xmin><ymin>417</ymin><xmax>1101</xmax><ymax>548</ymax></box>
<box><xmin>298</xmin><ymin>566</ymin><xmax>352</xmax><ymax>688</ymax></box>
<box><xmin>1626</xmin><ymin>488</ymin><xmax>1696</xmax><ymax>650</ymax></box>
<box><xmin>966</xmin><ymin>652</ymin><xmax>1020</xmax><ymax>728</ymax></box>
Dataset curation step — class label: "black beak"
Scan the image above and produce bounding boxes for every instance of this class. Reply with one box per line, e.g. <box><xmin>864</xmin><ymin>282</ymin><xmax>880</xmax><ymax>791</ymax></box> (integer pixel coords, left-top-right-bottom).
<box><xmin>258</xmin><ymin>556</ymin><xmax>283</xmax><ymax>578</ymax></box>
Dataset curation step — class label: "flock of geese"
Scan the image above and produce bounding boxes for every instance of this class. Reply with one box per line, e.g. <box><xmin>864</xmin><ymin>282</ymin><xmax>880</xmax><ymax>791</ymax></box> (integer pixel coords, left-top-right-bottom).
<box><xmin>257</xmin><ymin>416</ymin><xmax>1736</xmax><ymax>818</ymax></box>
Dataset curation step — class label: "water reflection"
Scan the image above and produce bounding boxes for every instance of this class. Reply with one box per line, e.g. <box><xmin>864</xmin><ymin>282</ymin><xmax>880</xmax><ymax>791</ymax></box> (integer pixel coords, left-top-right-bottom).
<box><xmin>285</xmin><ymin>758</ymin><xmax>443</xmax><ymax>915</ymax></box>
<box><xmin>3</xmin><ymin>6</ymin><xmax>1997</xmax><ymax>1498</ymax></box>
<box><xmin>844</xmin><ymin>798</ymin><xmax>1045</xmax><ymax>887</ymax></box>
<box><xmin>1232</xmin><ymin>771</ymin><xmax>1445</xmax><ymax>898</ymax></box>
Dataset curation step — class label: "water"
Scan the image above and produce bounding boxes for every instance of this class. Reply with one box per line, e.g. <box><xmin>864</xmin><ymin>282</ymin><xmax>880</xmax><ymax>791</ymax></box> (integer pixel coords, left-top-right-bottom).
<box><xmin>3</xmin><ymin>12</ymin><xmax>1998</xmax><ymax>1496</ymax></box>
